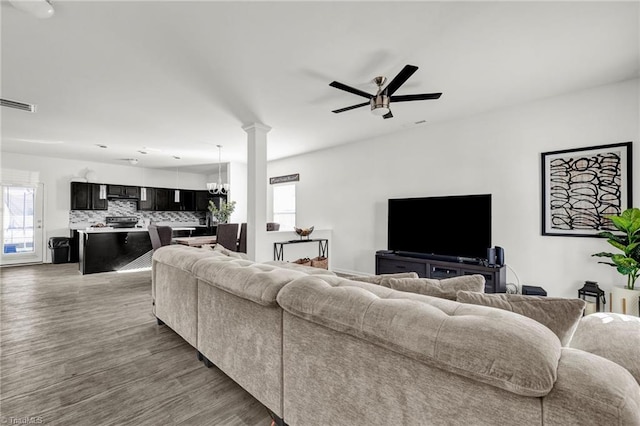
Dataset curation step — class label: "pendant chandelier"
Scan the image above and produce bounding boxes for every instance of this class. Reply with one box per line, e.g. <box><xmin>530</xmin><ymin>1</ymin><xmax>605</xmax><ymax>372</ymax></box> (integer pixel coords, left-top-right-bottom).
<box><xmin>207</xmin><ymin>145</ymin><xmax>229</xmax><ymax>195</ymax></box>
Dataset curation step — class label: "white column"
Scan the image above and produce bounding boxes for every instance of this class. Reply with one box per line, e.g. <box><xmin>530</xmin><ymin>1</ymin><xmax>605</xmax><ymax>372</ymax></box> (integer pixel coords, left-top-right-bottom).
<box><xmin>242</xmin><ymin>122</ymin><xmax>271</xmax><ymax>262</ymax></box>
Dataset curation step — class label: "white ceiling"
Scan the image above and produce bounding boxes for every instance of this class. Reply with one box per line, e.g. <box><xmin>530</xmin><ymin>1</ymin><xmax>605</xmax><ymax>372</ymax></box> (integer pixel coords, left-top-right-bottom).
<box><xmin>1</xmin><ymin>1</ymin><xmax>638</xmax><ymax>171</ymax></box>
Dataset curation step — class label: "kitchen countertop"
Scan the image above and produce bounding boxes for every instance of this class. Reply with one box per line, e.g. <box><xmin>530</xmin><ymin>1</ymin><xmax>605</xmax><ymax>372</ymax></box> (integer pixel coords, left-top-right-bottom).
<box><xmin>79</xmin><ymin>227</ymin><xmax>150</xmax><ymax>234</ymax></box>
<box><xmin>78</xmin><ymin>226</ymin><xmax>206</xmax><ymax>234</ymax></box>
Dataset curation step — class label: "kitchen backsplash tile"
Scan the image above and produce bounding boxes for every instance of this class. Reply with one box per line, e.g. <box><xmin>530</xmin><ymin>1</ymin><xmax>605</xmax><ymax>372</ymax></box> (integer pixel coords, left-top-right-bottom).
<box><xmin>69</xmin><ymin>200</ymin><xmax>205</xmax><ymax>227</ymax></box>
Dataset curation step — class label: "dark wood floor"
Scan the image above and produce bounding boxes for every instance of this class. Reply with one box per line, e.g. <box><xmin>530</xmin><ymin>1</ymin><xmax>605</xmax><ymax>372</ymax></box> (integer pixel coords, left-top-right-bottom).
<box><xmin>0</xmin><ymin>263</ymin><xmax>271</xmax><ymax>425</ymax></box>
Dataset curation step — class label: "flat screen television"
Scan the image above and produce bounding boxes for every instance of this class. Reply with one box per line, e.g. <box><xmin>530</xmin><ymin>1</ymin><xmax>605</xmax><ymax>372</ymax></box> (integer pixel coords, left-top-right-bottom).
<box><xmin>387</xmin><ymin>194</ymin><xmax>491</xmax><ymax>261</ymax></box>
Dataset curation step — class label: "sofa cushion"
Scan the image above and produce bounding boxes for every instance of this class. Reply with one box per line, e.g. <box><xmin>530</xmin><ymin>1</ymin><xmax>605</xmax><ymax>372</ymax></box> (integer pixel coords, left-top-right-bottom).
<box><xmin>345</xmin><ymin>272</ymin><xmax>419</xmax><ymax>285</ymax></box>
<box><xmin>569</xmin><ymin>313</ymin><xmax>640</xmax><ymax>384</ymax></box>
<box><xmin>152</xmin><ymin>244</ymin><xmax>222</xmax><ymax>271</ymax></box>
<box><xmin>193</xmin><ymin>257</ymin><xmax>306</xmax><ymax>307</ymax></box>
<box><xmin>456</xmin><ymin>291</ymin><xmax>586</xmax><ymax>346</ymax></box>
<box><xmin>277</xmin><ymin>275</ymin><xmax>561</xmax><ymax>397</ymax></box>
<box><xmin>380</xmin><ymin>275</ymin><xmax>485</xmax><ymax>299</ymax></box>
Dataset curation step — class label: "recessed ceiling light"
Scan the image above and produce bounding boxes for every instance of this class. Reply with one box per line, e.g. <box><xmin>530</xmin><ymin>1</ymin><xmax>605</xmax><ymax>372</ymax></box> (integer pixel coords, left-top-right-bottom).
<box><xmin>95</xmin><ymin>144</ymin><xmax>108</xmax><ymax>149</ymax></box>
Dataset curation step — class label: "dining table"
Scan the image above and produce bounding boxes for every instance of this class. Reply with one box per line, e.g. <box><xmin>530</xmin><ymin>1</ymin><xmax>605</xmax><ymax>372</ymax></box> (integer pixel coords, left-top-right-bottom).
<box><xmin>172</xmin><ymin>236</ymin><xmax>217</xmax><ymax>247</ymax></box>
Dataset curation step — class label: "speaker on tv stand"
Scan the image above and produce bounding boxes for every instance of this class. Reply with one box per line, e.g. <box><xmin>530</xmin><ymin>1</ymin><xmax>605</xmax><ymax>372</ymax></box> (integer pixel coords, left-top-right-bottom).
<box><xmin>487</xmin><ymin>246</ymin><xmax>504</xmax><ymax>267</ymax></box>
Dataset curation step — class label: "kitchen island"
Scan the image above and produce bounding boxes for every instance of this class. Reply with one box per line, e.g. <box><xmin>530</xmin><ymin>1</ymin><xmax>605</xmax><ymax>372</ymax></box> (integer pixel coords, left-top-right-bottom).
<box><xmin>78</xmin><ymin>227</ymin><xmax>152</xmax><ymax>275</ymax></box>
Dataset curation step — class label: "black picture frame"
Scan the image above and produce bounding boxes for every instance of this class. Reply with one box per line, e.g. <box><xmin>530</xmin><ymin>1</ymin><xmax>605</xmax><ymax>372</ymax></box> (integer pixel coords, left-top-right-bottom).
<box><xmin>541</xmin><ymin>141</ymin><xmax>633</xmax><ymax>237</ymax></box>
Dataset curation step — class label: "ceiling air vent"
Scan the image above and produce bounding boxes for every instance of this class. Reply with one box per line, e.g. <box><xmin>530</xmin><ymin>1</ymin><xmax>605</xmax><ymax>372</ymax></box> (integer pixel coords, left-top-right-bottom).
<box><xmin>1</xmin><ymin>98</ymin><xmax>36</xmax><ymax>113</ymax></box>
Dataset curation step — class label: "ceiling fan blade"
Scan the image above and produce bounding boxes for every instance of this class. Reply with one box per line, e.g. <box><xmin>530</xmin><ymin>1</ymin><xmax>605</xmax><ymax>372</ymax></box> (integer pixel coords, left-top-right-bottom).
<box><xmin>391</xmin><ymin>93</ymin><xmax>442</xmax><ymax>102</ymax></box>
<box><xmin>383</xmin><ymin>65</ymin><xmax>418</xmax><ymax>96</ymax></box>
<box><xmin>329</xmin><ymin>81</ymin><xmax>373</xmax><ymax>99</ymax></box>
<box><xmin>332</xmin><ymin>101</ymin><xmax>370</xmax><ymax>114</ymax></box>
<box><xmin>383</xmin><ymin>111</ymin><xmax>393</xmax><ymax>119</ymax></box>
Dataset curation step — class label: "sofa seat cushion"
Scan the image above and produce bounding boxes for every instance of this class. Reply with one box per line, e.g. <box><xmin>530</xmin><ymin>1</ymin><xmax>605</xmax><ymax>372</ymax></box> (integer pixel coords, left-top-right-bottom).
<box><xmin>379</xmin><ymin>275</ymin><xmax>485</xmax><ymax>299</ymax></box>
<box><xmin>152</xmin><ymin>244</ymin><xmax>222</xmax><ymax>271</ymax></box>
<box><xmin>277</xmin><ymin>275</ymin><xmax>562</xmax><ymax>397</ymax></box>
<box><xmin>262</xmin><ymin>260</ymin><xmax>337</xmax><ymax>276</ymax></box>
<box><xmin>569</xmin><ymin>313</ymin><xmax>640</xmax><ymax>384</ymax></box>
<box><xmin>456</xmin><ymin>291</ymin><xmax>586</xmax><ymax>346</ymax></box>
<box><xmin>193</xmin><ymin>257</ymin><xmax>307</xmax><ymax>307</ymax></box>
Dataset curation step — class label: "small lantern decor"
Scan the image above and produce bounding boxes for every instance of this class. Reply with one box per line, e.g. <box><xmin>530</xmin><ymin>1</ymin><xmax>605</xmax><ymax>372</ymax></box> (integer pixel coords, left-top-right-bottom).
<box><xmin>578</xmin><ymin>281</ymin><xmax>606</xmax><ymax>313</ymax></box>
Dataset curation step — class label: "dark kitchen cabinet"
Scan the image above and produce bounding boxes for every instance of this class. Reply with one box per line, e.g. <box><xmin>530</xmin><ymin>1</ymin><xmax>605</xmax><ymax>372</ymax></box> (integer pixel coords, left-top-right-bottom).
<box><xmin>107</xmin><ymin>185</ymin><xmax>139</xmax><ymax>199</ymax></box>
<box><xmin>155</xmin><ymin>188</ymin><xmax>180</xmax><ymax>211</ymax></box>
<box><xmin>195</xmin><ymin>191</ymin><xmax>210</xmax><ymax>212</ymax></box>
<box><xmin>70</xmin><ymin>182</ymin><xmax>107</xmax><ymax>210</ymax></box>
<box><xmin>180</xmin><ymin>190</ymin><xmax>196</xmax><ymax>211</ymax></box>
<box><xmin>137</xmin><ymin>188</ymin><xmax>156</xmax><ymax>211</ymax></box>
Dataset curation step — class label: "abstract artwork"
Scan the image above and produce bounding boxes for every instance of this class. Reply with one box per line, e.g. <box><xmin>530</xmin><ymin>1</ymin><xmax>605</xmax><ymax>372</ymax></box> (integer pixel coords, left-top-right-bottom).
<box><xmin>541</xmin><ymin>142</ymin><xmax>633</xmax><ymax>237</ymax></box>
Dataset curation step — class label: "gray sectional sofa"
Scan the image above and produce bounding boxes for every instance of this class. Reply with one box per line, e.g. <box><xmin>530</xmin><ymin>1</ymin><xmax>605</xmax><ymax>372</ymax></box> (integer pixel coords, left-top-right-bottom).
<box><xmin>152</xmin><ymin>245</ymin><xmax>640</xmax><ymax>426</ymax></box>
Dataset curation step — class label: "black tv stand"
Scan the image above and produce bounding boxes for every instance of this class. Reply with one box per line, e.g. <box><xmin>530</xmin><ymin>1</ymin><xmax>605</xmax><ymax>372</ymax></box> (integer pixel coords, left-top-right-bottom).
<box><xmin>376</xmin><ymin>251</ymin><xmax>506</xmax><ymax>293</ymax></box>
<box><xmin>395</xmin><ymin>251</ymin><xmax>485</xmax><ymax>266</ymax></box>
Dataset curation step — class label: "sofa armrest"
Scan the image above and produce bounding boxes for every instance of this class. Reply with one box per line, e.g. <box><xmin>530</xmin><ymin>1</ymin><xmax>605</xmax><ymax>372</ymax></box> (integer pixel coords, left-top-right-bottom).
<box><xmin>542</xmin><ymin>348</ymin><xmax>640</xmax><ymax>425</ymax></box>
<box><xmin>569</xmin><ymin>313</ymin><xmax>640</xmax><ymax>385</ymax></box>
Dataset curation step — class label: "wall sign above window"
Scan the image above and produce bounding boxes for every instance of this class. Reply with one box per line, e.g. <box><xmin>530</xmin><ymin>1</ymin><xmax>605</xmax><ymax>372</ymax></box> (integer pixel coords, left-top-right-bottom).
<box><xmin>270</xmin><ymin>173</ymin><xmax>299</xmax><ymax>185</ymax></box>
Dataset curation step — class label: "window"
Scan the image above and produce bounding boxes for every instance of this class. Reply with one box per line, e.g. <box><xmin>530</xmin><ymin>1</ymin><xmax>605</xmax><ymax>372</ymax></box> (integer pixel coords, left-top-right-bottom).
<box><xmin>3</xmin><ymin>186</ymin><xmax>35</xmax><ymax>254</ymax></box>
<box><xmin>273</xmin><ymin>183</ymin><xmax>296</xmax><ymax>230</ymax></box>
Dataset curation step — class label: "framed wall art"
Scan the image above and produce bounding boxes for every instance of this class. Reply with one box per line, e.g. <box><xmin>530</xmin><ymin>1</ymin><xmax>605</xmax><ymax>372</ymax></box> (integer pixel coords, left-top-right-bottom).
<box><xmin>541</xmin><ymin>141</ymin><xmax>633</xmax><ymax>237</ymax></box>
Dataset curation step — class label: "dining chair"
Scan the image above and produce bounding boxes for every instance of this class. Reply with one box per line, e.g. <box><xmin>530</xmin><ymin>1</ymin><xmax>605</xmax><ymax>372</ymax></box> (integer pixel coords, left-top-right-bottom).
<box><xmin>148</xmin><ymin>224</ymin><xmax>173</xmax><ymax>251</ymax></box>
<box><xmin>216</xmin><ymin>223</ymin><xmax>240</xmax><ymax>252</ymax></box>
<box><xmin>237</xmin><ymin>223</ymin><xmax>247</xmax><ymax>253</ymax></box>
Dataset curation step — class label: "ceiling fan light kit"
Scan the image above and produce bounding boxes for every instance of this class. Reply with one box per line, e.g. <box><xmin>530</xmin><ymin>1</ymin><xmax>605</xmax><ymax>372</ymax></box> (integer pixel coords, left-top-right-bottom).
<box><xmin>330</xmin><ymin>64</ymin><xmax>442</xmax><ymax>119</ymax></box>
<box><xmin>370</xmin><ymin>95</ymin><xmax>390</xmax><ymax>116</ymax></box>
<box><xmin>9</xmin><ymin>0</ymin><xmax>55</xmax><ymax>19</ymax></box>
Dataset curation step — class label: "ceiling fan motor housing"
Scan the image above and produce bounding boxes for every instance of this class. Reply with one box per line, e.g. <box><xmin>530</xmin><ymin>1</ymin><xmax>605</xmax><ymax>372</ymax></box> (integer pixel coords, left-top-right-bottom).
<box><xmin>370</xmin><ymin>95</ymin><xmax>390</xmax><ymax>115</ymax></box>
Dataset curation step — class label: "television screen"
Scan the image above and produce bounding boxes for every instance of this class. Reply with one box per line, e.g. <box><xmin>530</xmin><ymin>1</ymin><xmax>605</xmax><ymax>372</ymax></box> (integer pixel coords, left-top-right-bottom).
<box><xmin>387</xmin><ymin>194</ymin><xmax>491</xmax><ymax>260</ymax></box>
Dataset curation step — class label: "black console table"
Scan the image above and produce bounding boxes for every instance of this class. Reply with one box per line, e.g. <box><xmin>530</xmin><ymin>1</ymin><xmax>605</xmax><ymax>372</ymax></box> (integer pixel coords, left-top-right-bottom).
<box><xmin>376</xmin><ymin>251</ymin><xmax>506</xmax><ymax>293</ymax></box>
<box><xmin>274</xmin><ymin>239</ymin><xmax>328</xmax><ymax>261</ymax></box>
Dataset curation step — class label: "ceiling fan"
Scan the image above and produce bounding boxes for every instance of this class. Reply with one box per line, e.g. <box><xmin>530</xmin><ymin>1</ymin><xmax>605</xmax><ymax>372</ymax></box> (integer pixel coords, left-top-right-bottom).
<box><xmin>329</xmin><ymin>64</ymin><xmax>442</xmax><ymax>119</ymax></box>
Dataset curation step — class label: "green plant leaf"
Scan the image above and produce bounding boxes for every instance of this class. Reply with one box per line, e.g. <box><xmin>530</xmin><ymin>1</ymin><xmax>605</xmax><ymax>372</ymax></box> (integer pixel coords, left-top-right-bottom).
<box><xmin>592</xmin><ymin>252</ymin><xmax>614</xmax><ymax>258</ymax></box>
<box><xmin>626</xmin><ymin>242</ymin><xmax>640</xmax><ymax>255</ymax></box>
<box><xmin>609</xmin><ymin>216</ymin><xmax>631</xmax><ymax>232</ymax></box>
<box><xmin>607</xmin><ymin>239</ymin><xmax>626</xmax><ymax>252</ymax></box>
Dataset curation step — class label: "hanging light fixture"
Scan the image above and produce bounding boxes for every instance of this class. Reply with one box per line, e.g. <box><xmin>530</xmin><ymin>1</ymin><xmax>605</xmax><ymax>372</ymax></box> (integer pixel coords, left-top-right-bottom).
<box><xmin>207</xmin><ymin>145</ymin><xmax>229</xmax><ymax>195</ymax></box>
<box><xmin>174</xmin><ymin>168</ymin><xmax>180</xmax><ymax>203</ymax></box>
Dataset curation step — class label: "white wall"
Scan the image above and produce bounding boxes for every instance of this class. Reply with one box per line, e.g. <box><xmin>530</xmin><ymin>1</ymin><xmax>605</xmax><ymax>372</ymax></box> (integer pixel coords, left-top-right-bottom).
<box><xmin>267</xmin><ymin>78</ymin><xmax>640</xmax><ymax>297</ymax></box>
<box><xmin>1</xmin><ymin>152</ymin><xmax>208</xmax><ymax>262</ymax></box>
<box><xmin>229</xmin><ymin>161</ymin><xmax>248</xmax><ymax>223</ymax></box>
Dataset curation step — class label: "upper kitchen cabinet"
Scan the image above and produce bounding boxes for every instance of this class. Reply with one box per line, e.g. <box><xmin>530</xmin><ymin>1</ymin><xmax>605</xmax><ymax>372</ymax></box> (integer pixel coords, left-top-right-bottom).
<box><xmin>107</xmin><ymin>185</ymin><xmax>139</xmax><ymax>199</ymax></box>
<box><xmin>180</xmin><ymin>190</ymin><xmax>196</xmax><ymax>211</ymax></box>
<box><xmin>70</xmin><ymin>182</ymin><xmax>107</xmax><ymax>210</ymax></box>
<box><xmin>137</xmin><ymin>187</ymin><xmax>156</xmax><ymax>211</ymax></box>
<box><xmin>155</xmin><ymin>188</ymin><xmax>180</xmax><ymax>211</ymax></box>
<box><xmin>195</xmin><ymin>191</ymin><xmax>210</xmax><ymax>212</ymax></box>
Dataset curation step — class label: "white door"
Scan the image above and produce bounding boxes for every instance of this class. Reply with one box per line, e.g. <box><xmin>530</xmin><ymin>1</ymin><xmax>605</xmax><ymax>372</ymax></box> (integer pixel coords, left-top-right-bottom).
<box><xmin>1</xmin><ymin>183</ymin><xmax>44</xmax><ymax>265</ymax></box>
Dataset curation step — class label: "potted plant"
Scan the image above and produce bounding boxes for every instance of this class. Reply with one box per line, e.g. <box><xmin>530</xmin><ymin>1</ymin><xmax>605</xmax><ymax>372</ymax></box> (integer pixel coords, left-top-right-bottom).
<box><xmin>592</xmin><ymin>207</ymin><xmax>640</xmax><ymax>315</ymax></box>
<box><xmin>208</xmin><ymin>200</ymin><xmax>236</xmax><ymax>224</ymax></box>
